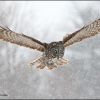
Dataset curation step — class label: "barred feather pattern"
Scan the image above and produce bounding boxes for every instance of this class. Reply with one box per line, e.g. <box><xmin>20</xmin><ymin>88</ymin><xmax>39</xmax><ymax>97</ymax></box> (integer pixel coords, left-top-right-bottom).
<box><xmin>29</xmin><ymin>56</ymin><xmax>69</xmax><ymax>70</ymax></box>
<box><xmin>0</xmin><ymin>27</ymin><xmax>45</xmax><ymax>52</ymax></box>
<box><xmin>63</xmin><ymin>19</ymin><xmax>100</xmax><ymax>47</ymax></box>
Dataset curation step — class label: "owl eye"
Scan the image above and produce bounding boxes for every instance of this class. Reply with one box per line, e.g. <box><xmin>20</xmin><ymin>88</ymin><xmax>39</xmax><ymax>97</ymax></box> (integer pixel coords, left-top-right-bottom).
<box><xmin>54</xmin><ymin>49</ymin><xmax>57</xmax><ymax>53</ymax></box>
<box><xmin>52</xmin><ymin>48</ymin><xmax>57</xmax><ymax>54</ymax></box>
<box><xmin>51</xmin><ymin>48</ymin><xmax>58</xmax><ymax>58</ymax></box>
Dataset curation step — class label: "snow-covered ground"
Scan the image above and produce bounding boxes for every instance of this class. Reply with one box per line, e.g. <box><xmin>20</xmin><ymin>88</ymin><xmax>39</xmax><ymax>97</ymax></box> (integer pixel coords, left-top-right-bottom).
<box><xmin>0</xmin><ymin>1</ymin><xmax>100</xmax><ymax>99</ymax></box>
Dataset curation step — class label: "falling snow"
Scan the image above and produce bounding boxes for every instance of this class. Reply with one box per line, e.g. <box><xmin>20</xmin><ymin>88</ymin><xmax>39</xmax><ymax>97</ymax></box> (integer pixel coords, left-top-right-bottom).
<box><xmin>0</xmin><ymin>1</ymin><xmax>100</xmax><ymax>99</ymax></box>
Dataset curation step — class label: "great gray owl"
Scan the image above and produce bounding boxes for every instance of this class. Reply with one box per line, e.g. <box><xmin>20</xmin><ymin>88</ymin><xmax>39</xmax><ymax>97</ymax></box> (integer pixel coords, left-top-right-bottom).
<box><xmin>0</xmin><ymin>19</ymin><xmax>100</xmax><ymax>70</ymax></box>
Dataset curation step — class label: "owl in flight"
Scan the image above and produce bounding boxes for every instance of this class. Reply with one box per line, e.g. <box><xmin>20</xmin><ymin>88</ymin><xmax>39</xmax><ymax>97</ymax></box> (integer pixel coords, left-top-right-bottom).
<box><xmin>0</xmin><ymin>19</ymin><xmax>100</xmax><ymax>70</ymax></box>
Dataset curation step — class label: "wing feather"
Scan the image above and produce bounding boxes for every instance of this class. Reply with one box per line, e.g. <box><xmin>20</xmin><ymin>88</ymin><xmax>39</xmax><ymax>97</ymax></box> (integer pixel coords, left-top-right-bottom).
<box><xmin>0</xmin><ymin>26</ymin><xmax>46</xmax><ymax>52</ymax></box>
<box><xmin>63</xmin><ymin>19</ymin><xmax>100</xmax><ymax>47</ymax></box>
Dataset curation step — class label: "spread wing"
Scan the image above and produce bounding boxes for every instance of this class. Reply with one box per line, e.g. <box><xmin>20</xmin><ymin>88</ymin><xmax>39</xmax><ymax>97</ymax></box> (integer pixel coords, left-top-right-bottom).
<box><xmin>0</xmin><ymin>26</ymin><xmax>46</xmax><ymax>52</ymax></box>
<box><xmin>63</xmin><ymin>19</ymin><xmax>100</xmax><ymax>47</ymax></box>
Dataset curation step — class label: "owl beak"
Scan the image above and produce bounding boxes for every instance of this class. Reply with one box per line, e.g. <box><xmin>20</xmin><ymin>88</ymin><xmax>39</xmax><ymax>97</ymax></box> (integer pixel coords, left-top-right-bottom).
<box><xmin>57</xmin><ymin>56</ymin><xmax>59</xmax><ymax>59</ymax></box>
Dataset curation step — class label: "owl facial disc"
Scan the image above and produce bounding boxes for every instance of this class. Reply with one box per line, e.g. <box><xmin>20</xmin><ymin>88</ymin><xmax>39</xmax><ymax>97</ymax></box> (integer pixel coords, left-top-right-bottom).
<box><xmin>44</xmin><ymin>41</ymin><xmax>65</xmax><ymax>59</ymax></box>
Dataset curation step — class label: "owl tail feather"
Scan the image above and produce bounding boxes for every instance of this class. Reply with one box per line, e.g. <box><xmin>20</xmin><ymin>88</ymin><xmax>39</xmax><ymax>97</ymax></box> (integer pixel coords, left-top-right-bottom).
<box><xmin>27</xmin><ymin>57</ymin><xmax>69</xmax><ymax>70</ymax></box>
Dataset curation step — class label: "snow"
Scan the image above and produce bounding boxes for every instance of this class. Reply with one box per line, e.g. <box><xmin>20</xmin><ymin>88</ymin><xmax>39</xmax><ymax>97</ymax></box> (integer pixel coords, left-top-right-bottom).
<box><xmin>0</xmin><ymin>1</ymin><xmax>100</xmax><ymax>99</ymax></box>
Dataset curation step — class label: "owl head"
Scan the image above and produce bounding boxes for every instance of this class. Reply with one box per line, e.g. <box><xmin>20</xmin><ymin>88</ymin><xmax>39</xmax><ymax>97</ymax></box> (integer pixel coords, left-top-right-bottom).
<box><xmin>44</xmin><ymin>41</ymin><xmax>65</xmax><ymax>59</ymax></box>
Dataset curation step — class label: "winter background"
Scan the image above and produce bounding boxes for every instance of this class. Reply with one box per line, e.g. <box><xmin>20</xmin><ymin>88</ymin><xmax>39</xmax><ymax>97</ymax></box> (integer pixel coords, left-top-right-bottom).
<box><xmin>0</xmin><ymin>1</ymin><xmax>100</xmax><ymax>99</ymax></box>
